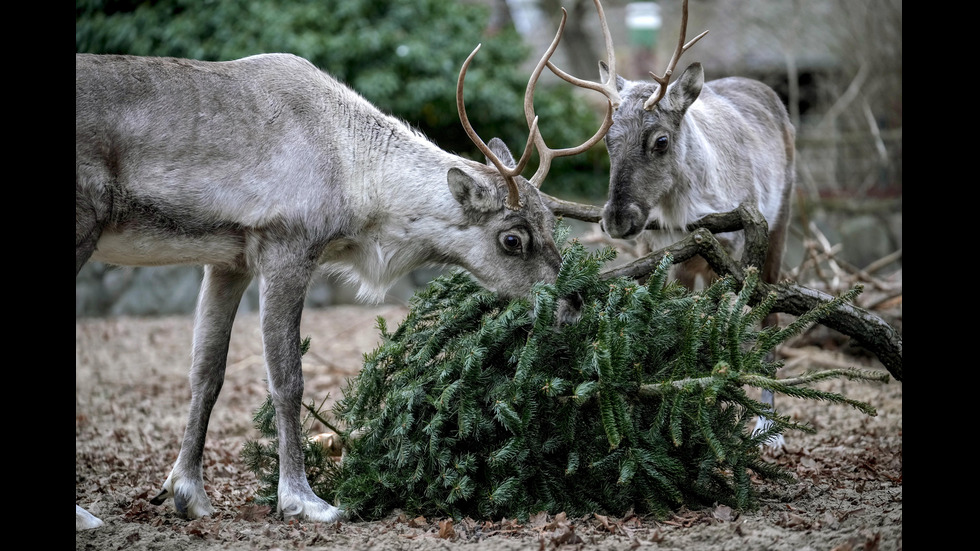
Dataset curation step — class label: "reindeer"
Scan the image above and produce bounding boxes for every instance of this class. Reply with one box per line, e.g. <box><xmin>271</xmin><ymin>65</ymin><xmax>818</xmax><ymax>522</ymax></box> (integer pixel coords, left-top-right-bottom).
<box><xmin>598</xmin><ymin>0</ymin><xmax>796</xmax><ymax>446</ymax></box>
<box><xmin>75</xmin><ymin>0</ymin><xmax>620</xmax><ymax>530</ymax></box>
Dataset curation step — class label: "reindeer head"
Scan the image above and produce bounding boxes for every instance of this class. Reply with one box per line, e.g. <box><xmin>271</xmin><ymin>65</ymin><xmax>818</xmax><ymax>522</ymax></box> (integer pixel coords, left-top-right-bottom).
<box><xmin>601</xmin><ymin>63</ymin><xmax>705</xmax><ymax>239</ymax></box>
<box><xmin>443</xmin><ymin>139</ymin><xmax>565</xmax><ymax>303</ymax></box>
<box><xmin>600</xmin><ymin>0</ymin><xmax>708</xmax><ymax>239</ymax></box>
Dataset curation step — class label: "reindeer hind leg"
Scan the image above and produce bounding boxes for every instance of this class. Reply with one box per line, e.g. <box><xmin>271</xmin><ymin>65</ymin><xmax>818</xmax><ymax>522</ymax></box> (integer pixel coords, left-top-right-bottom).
<box><xmin>151</xmin><ymin>265</ymin><xmax>253</xmax><ymax>517</ymax></box>
<box><xmin>76</xmin><ymin>180</ymin><xmax>109</xmax><ymax>529</ymax></box>
<box><xmin>75</xmin><ymin>181</ymin><xmax>107</xmax><ymax>276</ymax></box>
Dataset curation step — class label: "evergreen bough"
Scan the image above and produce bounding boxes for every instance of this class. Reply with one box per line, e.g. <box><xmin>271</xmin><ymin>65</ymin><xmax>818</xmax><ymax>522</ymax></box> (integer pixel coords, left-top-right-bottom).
<box><xmin>244</xmin><ymin>224</ymin><xmax>887</xmax><ymax>521</ymax></box>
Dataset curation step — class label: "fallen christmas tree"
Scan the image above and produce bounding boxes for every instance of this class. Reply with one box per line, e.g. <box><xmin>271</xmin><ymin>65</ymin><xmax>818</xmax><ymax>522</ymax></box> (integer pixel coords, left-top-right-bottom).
<box><xmin>243</xmin><ymin>224</ymin><xmax>889</xmax><ymax>522</ymax></box>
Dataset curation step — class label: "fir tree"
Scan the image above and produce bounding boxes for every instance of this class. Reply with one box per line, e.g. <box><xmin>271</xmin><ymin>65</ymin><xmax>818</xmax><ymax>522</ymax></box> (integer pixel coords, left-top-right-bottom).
<box><xmin>244</xmin><ymin>223</ymin><xmax>887</xmax><ymax>521</ymax></box>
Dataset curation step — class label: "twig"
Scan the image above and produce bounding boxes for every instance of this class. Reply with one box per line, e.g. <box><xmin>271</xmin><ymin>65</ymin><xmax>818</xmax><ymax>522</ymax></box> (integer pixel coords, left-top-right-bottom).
<box><xmin>780</xmin><ymin>346</ymin><xmax>872</xmax><ymax>371</ymax></box>
<box><xmin>864</xmin><ymin>290</ymin><xmax>902</xmax><ymax>312</ymax></box>
<box><xmin>862</xmin><ymin>249</ymin><xmax>903</xmax><ymax>277</ymax></box>
<box><xmin>808</xmin><ymin>221</ymin><xmax>843</xmax><ymax>288</ymax></box>
<box><xmin>304</xmin><ymin>401</ymin><xmax>344</xmax><ymax>439</ymax></box>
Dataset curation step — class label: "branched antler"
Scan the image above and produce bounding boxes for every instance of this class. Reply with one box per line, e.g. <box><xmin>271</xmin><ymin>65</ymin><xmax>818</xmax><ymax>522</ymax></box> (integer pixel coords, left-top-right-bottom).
<box><xmin>456</xmin><ymin>0</ymin><xmax>621</xmax><ymax>208</ymax></box>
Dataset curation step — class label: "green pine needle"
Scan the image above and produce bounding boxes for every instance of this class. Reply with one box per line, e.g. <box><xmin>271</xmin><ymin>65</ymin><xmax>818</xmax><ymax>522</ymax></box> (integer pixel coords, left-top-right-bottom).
<box><xmin>243</xmin><ymin>222</ymin><xmax>885</xmax><ymax>521</ymax></box>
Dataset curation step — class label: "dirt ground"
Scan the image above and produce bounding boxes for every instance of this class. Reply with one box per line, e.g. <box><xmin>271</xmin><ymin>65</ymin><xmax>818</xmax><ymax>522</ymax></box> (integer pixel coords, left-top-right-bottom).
<box><xmin>76</xmin><ymin>303</ymin><xmax>902</xmax><ymax>551</ymax></box>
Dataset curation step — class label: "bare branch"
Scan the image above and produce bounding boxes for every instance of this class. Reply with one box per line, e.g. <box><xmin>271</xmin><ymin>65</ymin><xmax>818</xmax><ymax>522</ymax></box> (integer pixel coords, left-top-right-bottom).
<box><xmin>546</xmin><ymin>194</ymin><xmax>902</xmax><ymax>382</ymax></box>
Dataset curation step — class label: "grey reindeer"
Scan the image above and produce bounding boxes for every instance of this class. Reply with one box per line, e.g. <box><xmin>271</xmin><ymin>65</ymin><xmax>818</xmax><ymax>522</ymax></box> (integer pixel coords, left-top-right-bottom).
<box><xmin>75</xmin><ymin>0</ymin><xmax>621</xmax><ymax>530</ymax></box>
<box><xmin>598</xmin><ymin>0</ymin><xmax>796</xmax><ymax>445</ymax></box>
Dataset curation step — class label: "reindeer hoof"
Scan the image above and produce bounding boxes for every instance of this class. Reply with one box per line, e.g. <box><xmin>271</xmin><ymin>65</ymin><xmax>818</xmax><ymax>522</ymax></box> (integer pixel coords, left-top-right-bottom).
<box><xmin>149</xmin><ymin>488</ymin><xmax>171</xmax><ymax>506</ymax></box>
<box><xmin>77</xmin><ymin>505</ymin><xmax>104</xmax><ymax>530</ymax></box>
<box><xmin>278</xmin><ymin>493</ymin><xmax>344</xmax><ymax>523</ymax></box>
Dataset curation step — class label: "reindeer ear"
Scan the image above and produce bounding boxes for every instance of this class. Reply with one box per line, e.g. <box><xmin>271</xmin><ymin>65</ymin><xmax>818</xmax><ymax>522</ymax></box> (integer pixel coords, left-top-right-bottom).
<box><xmin>668</xmin><ymin>62</ymin><xmax>704</xmax><ymax>114</ymax></box>
<box><xmin>599</xmin><ymin>61</ymin><xmax>625</xmax><ymax>92</ymax></box>
<box><xmin>486</xmin><ymin>137</ymin><xmax>516</xmax><ymax>169</ymax></box>
<box><xmin>448</xmin><ymin>167</ymin><xmax>500</xmax><ymax>216</ymax></box>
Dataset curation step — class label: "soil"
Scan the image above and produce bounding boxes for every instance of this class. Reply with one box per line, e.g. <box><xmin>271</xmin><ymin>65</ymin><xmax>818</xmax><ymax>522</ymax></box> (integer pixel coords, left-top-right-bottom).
<box><xmin>76</xmin><ymin>304</ymin><xmax>902</xmax><ymax>551</ymax></box>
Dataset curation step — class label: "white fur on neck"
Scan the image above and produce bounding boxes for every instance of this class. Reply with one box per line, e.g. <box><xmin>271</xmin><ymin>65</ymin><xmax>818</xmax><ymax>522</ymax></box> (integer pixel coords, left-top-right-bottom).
<box><xmin>320</xmin><ymin>130</ymin><xmax>478</xmax><ymax>303</ymax></box>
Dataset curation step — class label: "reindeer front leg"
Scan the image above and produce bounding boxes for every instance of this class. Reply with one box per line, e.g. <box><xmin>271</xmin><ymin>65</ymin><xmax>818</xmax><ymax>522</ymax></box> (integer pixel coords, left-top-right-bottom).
<box><xmin>259</xmin><ymin>249</ymin><xmax>343</xmax><ymax>523</ymax></box>
<box><xmin>752</xmin><ymin>312</ymin><xmax>786</xmax><ymax>450</ymax></box>
<box><xmin>151</xmin><ymin>265</ymin><xmax>253</xmax><ymax>516</ymax></box>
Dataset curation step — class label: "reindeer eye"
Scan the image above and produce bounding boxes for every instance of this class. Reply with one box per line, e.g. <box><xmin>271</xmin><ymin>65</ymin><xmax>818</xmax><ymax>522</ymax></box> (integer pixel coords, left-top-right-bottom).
<box><xmin>651</xmin><ymin>135</ymin><xmax>669</xmax><ymax>153</ymax></box>
<box><xmin>498</xmin><ymin>229</ymin><xmax>528</xmax><ymax>257</ymax></box>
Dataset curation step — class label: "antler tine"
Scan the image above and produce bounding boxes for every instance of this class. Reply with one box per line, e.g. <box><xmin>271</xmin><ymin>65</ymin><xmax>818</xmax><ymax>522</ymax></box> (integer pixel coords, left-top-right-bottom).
<box><xmin>526</xmin><ymin>0</ymin><xmax>619</xmax><ymax>189</ymax></box>
<box><xmin>545</xmin><ymin>0</ymin><xmax>621</xmax><ymax>110</ymax></box>
<box><xmin>457</xmin><ymin>43</ymin><xmax>535</xmax><ymax>210</ymax></box>
<box><xmin>642</xmin><ymin>0</ymin><xmax>709</xmax><ymax>111</ymax></box>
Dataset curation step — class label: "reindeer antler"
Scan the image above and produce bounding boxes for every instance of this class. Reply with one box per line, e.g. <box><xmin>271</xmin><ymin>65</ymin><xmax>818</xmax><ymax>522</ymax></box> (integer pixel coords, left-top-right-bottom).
<box><xmin>456</xmin><ymin>0</ymin><xmax>620</xmax><ymax>208</ymax></box>
<box><xmin>456</xmin><ymin>44</ymin><xmax>537</xmax><ymax>210</ymax></box>
<box><xmin>526</xmin><ymin>0</ymin><xmax>621</xmax><ymax>189</ymax></box>
<box><xmin>544</xmin><ymin>0</ymin><xmax>621</xmax><ymax>111</ymax></box>
<box><xmin>643</xmin><ymin>0</ymin><xmax>709</xmax><ymax>111</ymax></box>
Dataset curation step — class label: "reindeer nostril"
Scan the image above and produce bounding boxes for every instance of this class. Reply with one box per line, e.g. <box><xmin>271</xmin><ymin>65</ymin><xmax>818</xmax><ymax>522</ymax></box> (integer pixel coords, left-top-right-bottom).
<box><xmin>602</xmin><ymin>202</ymin><xmax>646</xmax><ymax>239</ymax></box>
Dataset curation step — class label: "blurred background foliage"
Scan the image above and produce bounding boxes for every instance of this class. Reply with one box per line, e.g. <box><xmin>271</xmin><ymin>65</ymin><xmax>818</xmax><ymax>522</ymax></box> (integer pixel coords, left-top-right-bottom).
<box><xmin>75</xmin><ymin>0</ymin><xmax>611</xmax><ymax>201</ymax></box>
<box><xmin>75</xmin><ymin>0</ymin><xmax>901</xmax><ymax>316</ymax></box>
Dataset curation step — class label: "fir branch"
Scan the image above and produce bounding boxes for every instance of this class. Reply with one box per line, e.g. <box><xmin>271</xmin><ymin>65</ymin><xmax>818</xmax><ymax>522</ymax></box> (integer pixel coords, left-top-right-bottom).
<box><xmin>743</xmin><ymin>368</ymin><xmax>890</xmax><ymax>387</ymax></box>
<box><xmin>598</xmin><ymin>390</ymin><xmax>623</xmax><ymax>449</ymax></box>
<box><xmin>639</xmin><ymin>367</ymin><xmax>887</xmax><ymax>396</ymax></box>
<box><xmin>739</xmin><ymin>370</ymin><xmax>889</xmax><ymax>416</ymax></box>
<box><xmin>638</xmin><ymin>368</ymin><xmax>888</xmax><ymax>416</ymax></box>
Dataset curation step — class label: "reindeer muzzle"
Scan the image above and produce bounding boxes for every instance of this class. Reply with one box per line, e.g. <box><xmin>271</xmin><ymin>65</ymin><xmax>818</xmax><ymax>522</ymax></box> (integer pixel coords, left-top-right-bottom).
<box><xmin>601</xmin><ymin>202</ymin><xmax>647</xmax><ymax>240</ymax></box>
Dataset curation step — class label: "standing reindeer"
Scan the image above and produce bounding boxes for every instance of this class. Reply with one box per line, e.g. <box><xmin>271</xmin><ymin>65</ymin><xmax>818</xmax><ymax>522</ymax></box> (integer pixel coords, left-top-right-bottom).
<box><xmin>598</xmin><ymin>0</ymin><xmax>796</xmax><ymax>444</ymax></box>
<box><xmin>75</xmin><ymin>0</ymin><xmax>620</xmax><ymax>530</ymax></box>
